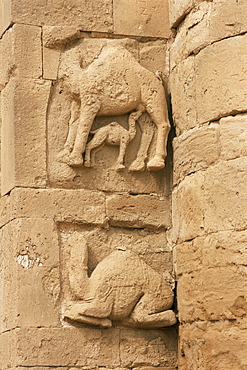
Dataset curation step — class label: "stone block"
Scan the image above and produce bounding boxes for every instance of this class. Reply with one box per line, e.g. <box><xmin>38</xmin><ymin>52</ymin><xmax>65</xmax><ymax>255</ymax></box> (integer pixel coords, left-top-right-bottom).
<box><xmin>173</xmin><ymin>124</ymin><xmax>220</xmax><ymax>185</ymax></box>
<box><xmin>0</xmin><ymin>193</ymin><xmax>11</xmax><ymax>228</ymax></box>
<box><xmin>174</xmin><ymin>237</ymin><xmax>203</xmax><ymax>277</ymax></box>
<box><xmin>203</xmin><ymin>230</ymin><xmax>247</xmax><ymax>269</ymax></box>
<box><xmin>177</xmin><ymin>265</ymin><xmax>247</xmax><ymax>323</ymax></box>
<box><xmin>195</xmin><ymin>33</ymin><xmax>247</xmax><ymax>124</ymax></box>
<box><xmin>1</xmin><ymin>78</ymin><xmax>51</xmax><ymax>195</ymax></box>
<box><xmin>210</xmin><ymin>0</ymin><xmax>247</xmax><ymax>42</ymax></box>
<box><xmin>106</xmin><ymin>194</ymin><xmax>171</xmax><ymax>229</ymax></box>
<box><xmin>43</xmin><ymin>26</ymin><xmax>81</xmax><ymax>48</ymax></box>
<box><xmin>140</xmin><ymin>41</ymin><xmax>168</xmax><ymax>74</ymax></box>
<box><xmin>0</xmin><ymin>218</ymin><xmax>60</xmax><ymax>332</ymax></box>
<box><xmin>113</xmin><ymin>0</ymin><xmax>170</xmax><ymax>38</ymax></box>
<box><xmin>16</xmin><ymin>327</ymin><xmax>120</xmax><ymax>367</ymax></box>
<box><xmin>169</xmin><ymin>56</ymin><xmax>197</xmax><ymax>135</ymax></box>
<box><xmin>175</xmin><ymin>230</ymin><xmax>247</xmax><ymax>277</ymax></box>
<box><xmin>8</xmin><ymin>0</ymin><xmax>113</xmax><ymax>33</ymax></box>
<box><xmin>120</xmin><ymin>328</ymin><xmax>178</xmax><ymax>368</ymax></box>
<box><xmin>172</xmin><ymin>172</ymin><xmax>205</xmax><ymax>243</ymax></box>
<box><xmin>170</xmin><ymin>2</ymin><xmax>212</xmax><ymax>69</ymax></box>
<box><xmin>169</xmin><ymin>0</ymin><xmax>204</xmax><ymax>28</ymax></box>
<box><xmin>43</xmin><ymin>47</ymin><xmax>61</xmax><ymax>80</ymax></box>
<box><xmin>204</xmin><ymin>157</ymin><xmax>247</xmax><ymax>232</ymax></box>
<box><xmin>0</xmin><ymin>24</ymin><xmax>42</xmax><ymax>89</ymax></box>
<box><xmin>0</xmin><ymin>329</ymin><xmax>17</xmax><ymax>369</ymax></box>
<box><xmin>219</xmin><ymin>114</ymin><xmax>247</xmax><ymax>161</ymax></box>
<box><xmin>0</xmin><ymin>0</ymin><xmax>12</xmax><ymax>36</ymax></box>
<box><xmin>169</xmin><ymin>0</ymin><xmax>247</xmax><ymax>69</ymax></box>
<box><xmin>179</xmin><ymin>321</ymin><xmax>247</xmax><ymax>370</ymax></box>
<box><xmin>10</xmin><ymin>188</ymin><xmax>107</xmax><ymax>225</ymax></box>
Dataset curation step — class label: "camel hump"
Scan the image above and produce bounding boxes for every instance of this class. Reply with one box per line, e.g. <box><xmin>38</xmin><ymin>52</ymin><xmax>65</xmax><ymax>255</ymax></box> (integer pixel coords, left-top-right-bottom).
<box><xmin>109</xmin><ymin>122</ymin><xmax>119</xmax><ymax>126</ymax></box>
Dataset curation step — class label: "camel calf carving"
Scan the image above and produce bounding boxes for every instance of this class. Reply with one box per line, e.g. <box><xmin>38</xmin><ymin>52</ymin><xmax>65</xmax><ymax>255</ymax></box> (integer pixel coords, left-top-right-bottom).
<box><xmin>84</xmin><ymin>110</ymin><xmax>143</xmax><ymax>170</ymax></box>
<box><xmin>60</xmin><ymin>44</ymin><xmax>170</xmax><ymax>171</ymax></box>
<box><xmin>64</xmin><ymin>233</ymin><xmax>176</xmax><ymax>328</ymax></box>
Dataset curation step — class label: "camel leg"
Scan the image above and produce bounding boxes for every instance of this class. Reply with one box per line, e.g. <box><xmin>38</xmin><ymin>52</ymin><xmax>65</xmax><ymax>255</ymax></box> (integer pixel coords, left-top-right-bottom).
<box><xmin>67</xmin><ymin>232</ymin><xmax>89</xmax><ymax>299</ymax></box>
<box><xmin>123</xmin><ymin>293</ymin><xmax>176</xmax><ymax>328</ymax></box>
<box><xmin>69</xmin><ymin>103</ymin><xmax>100</xmax><ymax>167</ymax></box>
<box><xmin>146</xmin><ymin>106</ymin><xmax>170</xmax><ymax>171</ymax></box>
<box><xmin>57</xmin><ymin>100</ymin><xmax>80</xmax><ymax>163</ymax></box>
<box><xmin>141</xmin><ymin>78</ymin><xmax>170</xmax><ymax>170</ymax></box>
<box><xmin>64</xmin><ymin>303</ymin><xmax>112</xmax><ymax>328</ymax></box>
<box><xmin>129</xmin><ymin>114</ymin><xmax>154</xmax><ymax>172</ymax></box>
<box><xmin>64</xmin><ymin>100</ymin><xmax>80</xmax><ymax>152</ymax></box>
<box><xmin>116</xmin><ymin>136</ymin><xmax>129</xmax><ymax>171</ymax></box>
<box><xmin>84</xmin><ymin>132</ymin><xmax>108</xmax><ymax>167</ymax></box>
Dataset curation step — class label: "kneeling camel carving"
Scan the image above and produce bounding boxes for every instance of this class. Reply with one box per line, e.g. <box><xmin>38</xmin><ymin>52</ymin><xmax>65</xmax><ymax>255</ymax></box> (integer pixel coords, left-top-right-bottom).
<box><xmin>64</xmin><ymin>233</ymin><xmax>176</xmax><ymax>328</ymax></box>
<box><xmin>60</xmin><ymin>44</ymin><xmax>170</xmax><ymax>171</ymax></box>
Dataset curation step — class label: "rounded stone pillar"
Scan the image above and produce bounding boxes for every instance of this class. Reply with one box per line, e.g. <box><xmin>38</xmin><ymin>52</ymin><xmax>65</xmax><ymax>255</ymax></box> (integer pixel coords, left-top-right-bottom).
<box><xmin>169</xmin><ymin>1</ymin><xmax>247</xmax><ymax>368</ymax></box>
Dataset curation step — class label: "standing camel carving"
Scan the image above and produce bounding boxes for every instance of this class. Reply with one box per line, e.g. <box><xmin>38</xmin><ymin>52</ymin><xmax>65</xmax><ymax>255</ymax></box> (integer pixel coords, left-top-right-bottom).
<box><xmin>84</xmin><ymin>110</ymin><xmax>143</xmax><ymax>170</ymax></box>
<box><xmin>64</xmin><ymin>233</ymin><xmax>176</xmax><ymax>328</ymax></box>
<box><xmin>60</xmin><ymin>44</ymin><xmax>170</xmax><ymax>171</ymax></box>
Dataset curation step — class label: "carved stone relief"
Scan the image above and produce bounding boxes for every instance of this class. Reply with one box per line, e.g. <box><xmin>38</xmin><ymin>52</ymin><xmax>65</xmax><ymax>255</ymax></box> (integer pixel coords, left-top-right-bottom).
<box><xmin>47</xmin><ymin>38</ymin><xmax>171</xmax><ymax>194</ymax></box>
<box><xmin>57</xmin><ymin>42</ymin><xmax>170</xmax><ymax>171</ymax></box>
<box><xmin>62</xmin><ymin>231</ymin><xmax>176</xmax><ymax>329</ymax></box>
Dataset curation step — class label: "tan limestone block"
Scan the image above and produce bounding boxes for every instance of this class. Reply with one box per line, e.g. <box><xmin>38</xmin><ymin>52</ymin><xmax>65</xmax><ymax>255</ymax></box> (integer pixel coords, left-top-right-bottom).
<box><xmin>0</xmin><ymin>193</ymin><xmax>11</xmax><ymax>228</ymax></box>
<box><xmin>0</xmin><ymin>0</ymin><xmax>11</xmax><ymax>36</ymax></box>
<box><xmin>174</xmin><ymin>237</ymin><xmax>203</xmax><ymax>277</ymax></box>
<box><xmin>210</xmin><ymin>0</ymin><xmax>247</xmax><ymax>42</ymax></box>
<box><xmin>177</xmin><ymin>265</ymin><xmax>247</xmax><ymax>323</ymax></box>
<box><xmin>0</xmin><ymin>329</ymin><xmax>17</xmax><ymax>369</ymax></box>
<box><xmin>120</xmin><ymin>328</ymin><xmax>178</xmax><ymax>368</ymax></box>
<box><xmin>9</xmin><ymin>0</ymin><xmax>113</xmax><ymax>33</ymax></box>
<box><xmin>0</xmin><ymin>219</ymin><xmax>60</xmax><ymax>331</ymax></box>
<box><xmin>0</xmin><ymin>24</ymin><xmax>42</xmax><ymax>89</ymax></box>
<box><xmin>204</xmin><ymin>157</ymin><xmax>247</xmax><ymax>233</ymax></box>
<box><xmin>170</xmin><ymin>1</ymin><xmax>212</xmax><ymax>69</ymax></box>
<box><xmin>140</xmin><ymin>41</ymin><xmax>168</xmax><ymax>75</ymax></box>
<box><xmin>175</xmin><ymin>230</ymin><xmax>247</xmax><ymax>278</ymax></box>
<box><xmin>113</xmin><ymin>0</ymin><xmax>170</xmax><ymax>38</ymax></box>
<box><xmin>1</xmin><ymin>78</ymin><xmax>51</xmax><ymax>195</ymax></box>
<box><xmin>169</xmin><ymin>56</ymin><xmax>197</xmax><ymax>135</ymax></box>
<box><xmin>203</xmin><ymin>230</ymin><xmax>247</xmax><ymax>269</ymax></box>
<box><xmin>11</xmin><ymin>188</ymin><xmax>106</xmax><ymax>225</ymax></box>
<box><xmin>172</xmin><ymin>172</ymin><xmax>205</xmax><ymax>243</ymax></box>
<box><xmin>173</xmin><ymin>124</ymin><xmax>220</xmax><ymax>185</ymax></box>
<box><xmin>106</xmin><ymin>194</ymin><xmax>171</xmax><ymax>229</ymax></box>
<box><xmin>219</xmin><ymin>114</ymin><xmax>247</xmax><ymax>161</ymax></box>
<box><xmin>195</xmin><ymin>33</ymin><xmax>247</xmax><ymax>124</ymax></box>
<box><xmin>43</xmin><ymin>47</ymin><xmax>61</xmax><ymax>80</ymax></box>
<box><xmin>179</xmin><ymin>321</ymin><xmax>247</xmax><ymax>370</ymax></box>
<box><xmin>169</xmin><ymin>0</ymin><xmax>204</xmax><ymax>28</ymax></box>
<box><xmin>43</xmin><ymin>26</ymin><xmax>81</xmax><ymax>48</ymax></box>
<box><xmin>16</xmin><ymin>327</ymin><xmax>120</xmax><ymax>367</ymax></box>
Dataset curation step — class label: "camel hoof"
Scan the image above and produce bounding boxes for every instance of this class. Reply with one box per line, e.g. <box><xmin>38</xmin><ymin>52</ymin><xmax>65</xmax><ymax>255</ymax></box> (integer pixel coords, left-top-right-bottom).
<box><xmin>68</xmin><ymin>154</ymin><xmax>83</xmax><ymax>167</ymax></box>
<box><xmin>129</xmin><ymin>160</ymin><xmax>145</xmax><ymax>172</ymax></box>
<box><xmin>99</xmin><ymin>318</ymin><xmax>113</xmax><ymax>328</ymax></box>
<box><xmin>116</xmin><ymin>164</ymin><xmax>125</xmax><ymax>171</ymax></box>
<box><xmin>147</xmin><ymin>157</ymin><xmax>165</xmax><ymax>171</ymax></box>
<box><xmin>84</xmin><ymin>161</ymin><xmax>91</xmax><ymax>168</ymax></box>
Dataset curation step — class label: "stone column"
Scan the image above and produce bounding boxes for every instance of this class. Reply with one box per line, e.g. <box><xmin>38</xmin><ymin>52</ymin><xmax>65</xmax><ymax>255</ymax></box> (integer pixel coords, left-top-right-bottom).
<box><xmin>169</xmin><ymin>1</ymin><xmax>247</xmax><ymax>368</ymax></box>
<box><xmin>0</xmin><ymin>1</ymin><xmax>177</xmax><ymax>368</ymax></box>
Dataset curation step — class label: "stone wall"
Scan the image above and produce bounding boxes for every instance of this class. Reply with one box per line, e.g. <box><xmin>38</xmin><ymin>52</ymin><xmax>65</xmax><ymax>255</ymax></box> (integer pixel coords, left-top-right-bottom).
<box><xmin>169</xmin><ymin>1</ymin><xmax>247</xmax><ymax>369</ymax></box>
<box><xmin>0</xmin><ymin>1</ymin><xmax>177</xmax><ymax>369</ymax></box>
